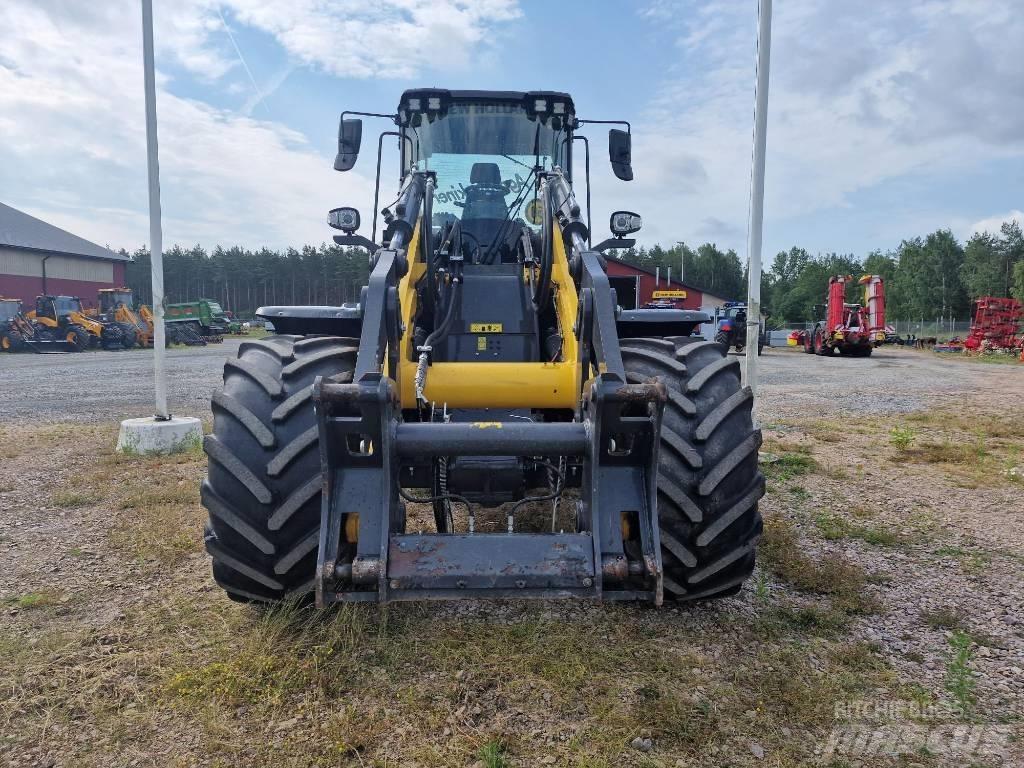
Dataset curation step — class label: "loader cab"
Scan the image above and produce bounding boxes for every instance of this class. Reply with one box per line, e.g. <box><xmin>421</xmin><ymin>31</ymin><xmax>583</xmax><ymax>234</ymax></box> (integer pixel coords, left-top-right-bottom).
<box><xmin>98</xmin><ymin>289</ymin><xmax>134</xmax><ymax>314</ymax></box>
<box><xmin>35</xmin><ymin>295</ymin><xmax>78</xmax><ymax>321</ymax></box>
<box><xmin>331</xmin><ymin>89</ymin><xmax>633</xmax><ymax>259</ymax></box>
<box><xmin>0</xmin><ymin>299</ymin><xmax>20</xmax><ymax>323</ymax></box>
<box><xmin>398</xmin><ymin>90</ymin><xmax>575</xmax><ymax>264</ymax></box>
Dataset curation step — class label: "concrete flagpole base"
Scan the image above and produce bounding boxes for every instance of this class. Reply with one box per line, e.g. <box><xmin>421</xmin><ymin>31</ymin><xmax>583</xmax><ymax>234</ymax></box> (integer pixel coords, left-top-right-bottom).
<box><xmin>116</xmin><ymin>416</ymin><xmax>203</xmax><ymax>455</ymax></box>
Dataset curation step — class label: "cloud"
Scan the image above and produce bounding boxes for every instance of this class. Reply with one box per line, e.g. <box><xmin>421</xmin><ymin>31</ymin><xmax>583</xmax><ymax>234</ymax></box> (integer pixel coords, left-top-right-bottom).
<box><xmin>217</xmin><ymin>0</ymin><xmax>521</xmax><ymax>79</ymax></box>
<box><xmin>0</xmin><ymin>0</ymin><xmax>521</xmax><ymax>250</ymax></box>
<box><xmin>968</xmin><ymin>210</ymin><xmax>1024</xmax><ymax>239</ymax></box>
<box><xmin>625</xmin><ymin>0</ymin><xmax>1024</xmax><ymax>253</ymax></box>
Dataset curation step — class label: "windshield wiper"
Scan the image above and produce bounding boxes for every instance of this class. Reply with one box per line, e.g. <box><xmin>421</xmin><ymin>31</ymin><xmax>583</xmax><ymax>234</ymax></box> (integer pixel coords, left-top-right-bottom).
<box><xmin>501</xmin><ymin>153</ymin><xmax>533</xmax><ymax>171</ymax></box>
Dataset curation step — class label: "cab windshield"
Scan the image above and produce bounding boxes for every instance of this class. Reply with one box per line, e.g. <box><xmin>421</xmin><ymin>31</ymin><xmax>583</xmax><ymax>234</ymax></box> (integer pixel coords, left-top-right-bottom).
<box><xmin>54</xmin><ymin>297</ymin><xmax>81</xmax><ymax>316</ymax></box>
<box><xmin>404</xmin><ymin>101</ymin><xmax>570</xmax><ymax>251</ymax></box>
<box><xmin>101</xmin><ymin>291</ymin><xmax>133</xmax><ymax>311</ymax></box>
<box><xmin>0</xmin><ymin>301</ymin><xmax>19</xmax><ymax>321</ymax></box>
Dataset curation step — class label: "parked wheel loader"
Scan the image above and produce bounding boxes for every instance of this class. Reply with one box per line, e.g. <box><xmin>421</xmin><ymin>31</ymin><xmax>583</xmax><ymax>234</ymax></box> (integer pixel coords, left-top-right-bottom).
<box><xmin>202</xmin><ymin>89</ymin><xmax>764</xmax><ymax>606</ymax></box>
<box><xmin>24</xmin><ymin>295</ymin><xmax>115</xmax><ymax>351</ymax></box>
<box><xmin>0</xmin><ymin>298</ymin><xmax>75</xmax><ymax>352</ymax></box>
<box><xmin>94</xmin><ymin>288</ymin><xmax>148</xmax><ymax>347</ymax></box>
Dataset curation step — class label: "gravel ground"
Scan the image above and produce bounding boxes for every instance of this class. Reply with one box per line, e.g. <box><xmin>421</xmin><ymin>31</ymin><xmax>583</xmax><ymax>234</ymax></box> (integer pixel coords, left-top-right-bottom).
<box><xmin>0</xmin><ymin>340</ymin><xmax>1015</xmax><ymax>423</ymax></box>
<box><xmin>0</xmin><ymin>341</ymin><xmax>239</xmax><ymax>422</ymax></box>
<box><xmin>1</xmin><ymin>341</ymin><xmax>1022</xmax><ymax>766</ymax></box>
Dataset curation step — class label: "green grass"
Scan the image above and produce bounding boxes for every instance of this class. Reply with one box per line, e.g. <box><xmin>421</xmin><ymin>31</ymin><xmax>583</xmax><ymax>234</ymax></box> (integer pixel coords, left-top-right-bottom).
<box><xmin>889</xmin><ymin>425</ymin><xmax>916</xmax><ymax>451</ymax></box>
<box><xmin>934</xmin><ymin>545</ymin><xmax>991</xmax><ymax>574</ymax></box>
<box><xmin>477</xmin><ymin>740</ymin><xmax>511</xmax><ymax>768</ymax></box>
<box><xmin>945</xmin><ymin>630</ymin><xmax>976</xmax><ymax>716</ymax></box>
<box><xmin>761</xmin><ymin>447</ymin><xmax>817</xmax><ymax>482</ymax></box>
<box><xmin>759</xmin><ymin>517</ymin><xmax>880</xmax><ymax>614</ymax></box>
<box><xmin>5</xmin><ymin>591</ymin><xmax>61</xmax><ymax>610</ymax></box>
<box><xmin>815</xmin><ymin>510</ymin><xmax>904</xmax><ymax>547</ymax></box>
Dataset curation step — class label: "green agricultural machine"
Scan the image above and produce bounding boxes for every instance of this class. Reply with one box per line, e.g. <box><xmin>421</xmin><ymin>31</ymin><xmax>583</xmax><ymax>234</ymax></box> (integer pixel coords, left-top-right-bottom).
<box><xmin>165</xmin><ymin>299</ymin><xmax>231</xmax><ymax>341</ymax></box>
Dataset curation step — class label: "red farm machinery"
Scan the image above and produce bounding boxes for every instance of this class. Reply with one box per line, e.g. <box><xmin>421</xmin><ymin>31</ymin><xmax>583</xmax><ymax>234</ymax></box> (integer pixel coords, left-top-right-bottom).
<box><xmin>963</xmin><ymin>297</ymin><xmax>1023</xmax><ymax>356</ymax></box>
<box><xmin>790</xmin><ymin>275</ymin><xmax>886</xmax><ymax>358</ymax></box>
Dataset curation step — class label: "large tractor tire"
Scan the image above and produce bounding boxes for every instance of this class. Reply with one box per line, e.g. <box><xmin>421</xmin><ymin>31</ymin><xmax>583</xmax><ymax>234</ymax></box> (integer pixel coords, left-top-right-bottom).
<box><xmin>620</xmin><ymin>338</ymin><xmax>764</xmax><ymax>601</ymax></box>
<box><xmin>1</xmin><ymin>330</ymin><xmax>24</xmax><ymax>352</ymax></box>
<box><xmin>66</xmin><ymin>326</ymin><xmax>90</xmax><ymax>352</ymax></box>
<box><xmin>813</xmin><ymin>326</ymin><xmax>830</xmax><ymax>356</ymax></box>
<box><xmin>202</xmin><ymin>335</ymin><xmax>358</xmax><ymax>602</ymax></box>
<box><xmin>117</xmin><ymin>322</ymin><xmax>138</xmax><ymax>349</ymax></box>
<box><xmin>714</xmin><ymin>331</ymin><xmax>731</xmax><ymax>350</ymax></box>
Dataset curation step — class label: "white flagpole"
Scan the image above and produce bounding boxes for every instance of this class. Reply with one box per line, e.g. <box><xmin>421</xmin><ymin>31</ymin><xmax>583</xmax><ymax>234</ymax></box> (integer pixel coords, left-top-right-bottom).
<box><xmin>743</xmin><ymin>0</ymin><xmax>772</xmax><ymax>402</ymax></box>
<box><xmin>141</xmin><ymin>0</ymin><xmax>168</xmax><ymax>419</ymax></box>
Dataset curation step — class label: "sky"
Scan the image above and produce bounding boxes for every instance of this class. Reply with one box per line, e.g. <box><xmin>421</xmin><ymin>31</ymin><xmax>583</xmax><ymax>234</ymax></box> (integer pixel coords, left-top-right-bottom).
<box><xmin>1</xmin><ymin>0</ymin><xmax>1022</xmax><ymax>262</ymax></box>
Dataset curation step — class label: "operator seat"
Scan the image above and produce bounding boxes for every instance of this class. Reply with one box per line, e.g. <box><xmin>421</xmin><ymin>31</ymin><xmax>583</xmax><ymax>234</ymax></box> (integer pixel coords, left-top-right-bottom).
<box><xmin>460</xmin><ymin>162</ymin><xmax>519</xmax><ymax>263</ymax></box>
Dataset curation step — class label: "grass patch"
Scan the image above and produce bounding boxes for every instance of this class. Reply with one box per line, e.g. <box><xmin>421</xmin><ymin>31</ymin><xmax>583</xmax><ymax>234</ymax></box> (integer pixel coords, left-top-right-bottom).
<box><xmin>757</xmin><ymin>604</ymin><xmax>851</xmax><ymax>637</ymax></box>
<box><xmin>920</xmin><ymin>607</ymin><xmax>964</xmax><ymax>631</ymax></box>
<box><xmin>760</xmin><ymin>517</ymin><xmax>880</xmax><ymax>614</ymax></box>
<box><xmin>4</xmin><ymin>590</ymin><xmax>61</xmax><ymax>610</ymax></box>
<box><xmin>761</xmin><ymin>444</ymin><xmax>817</xmax><ymax>482</ymax></box>
<box><xmin>103</xmin><ymin>448</ymin><xmax>206</xmax><ymax>563</ymax></box>
<box><xmin>815</xmin><ymin>510</ymin><xmax>903</xmax><ymax>547</ymax></box>
<box><xmin>934</xmin><ymin>545</ymin><xmax>991</xmax><ymax>574</ymax></box>
<box><xmin>52</xmin><ymin>488</ymin><xmax>103</xmax><ymax>508</ymax></box>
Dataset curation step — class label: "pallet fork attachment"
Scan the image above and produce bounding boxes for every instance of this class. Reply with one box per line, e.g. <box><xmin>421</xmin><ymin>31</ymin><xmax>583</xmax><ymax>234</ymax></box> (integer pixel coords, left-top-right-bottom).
<box><xmin>314</xmin><ymin>247</ymin><xmax>666</xmax><ymax>605</ymax></box>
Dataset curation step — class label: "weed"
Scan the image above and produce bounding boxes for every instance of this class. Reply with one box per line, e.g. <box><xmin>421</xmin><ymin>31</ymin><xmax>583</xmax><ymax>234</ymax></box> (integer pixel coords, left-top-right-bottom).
<box><xmin>920</xmin><ymin>607</ymin><xmax>964</xmax><ymax>631</ymax></box>
<box><xmin>52</xmin><ymin>489</ymin><xmax>102</xmax><ymax>508</ymax></box>
<box><xmin>890</xmin><ymin>425</ymin><xmax>916</xmax><ymax>451</ymax></box>
<box><xmin>478</xmin><ymin>740</ymin><xmax>511</xmax><ymax>768</ymax></box>
<box><xmin>945</xmin><ymin>631</ymin><xmax>976</xmax><ymax>716</ymax></box>
<box><xmin>754</xmin><ymin>573</ymin><xmax>770</xmax><ymax>601</ymax></box>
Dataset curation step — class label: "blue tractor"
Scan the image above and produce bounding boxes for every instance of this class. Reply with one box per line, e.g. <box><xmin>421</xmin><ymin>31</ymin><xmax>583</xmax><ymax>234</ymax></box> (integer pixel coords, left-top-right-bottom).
<box><xmin>715</xmin><ymin>301</ymin><xmax>766</xmax><ymax>354</ymax></box>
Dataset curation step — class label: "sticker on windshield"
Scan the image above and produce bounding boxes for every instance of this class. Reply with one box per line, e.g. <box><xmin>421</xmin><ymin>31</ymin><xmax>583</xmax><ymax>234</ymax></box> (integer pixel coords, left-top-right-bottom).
<box><xmin>525</xmin><ymin>198</ymin><xmax>544</xmax><ymax>225</ymax></box>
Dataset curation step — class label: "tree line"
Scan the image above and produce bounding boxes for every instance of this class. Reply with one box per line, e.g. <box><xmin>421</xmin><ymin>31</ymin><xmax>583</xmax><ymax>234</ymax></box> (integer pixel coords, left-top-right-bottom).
<box><xmin>123</xmin><ymin>243</ymin><xmax>370</xmax><ymax>315</ymax></box>
<box><xmin>610</xmin><ymin>220</ymin><xmax>1024</xmax><ymax>324</ymax></box>
<box><xmin>122</xmin><ymin>220</ymin><xmax>1024</xmax><ymax>325</ymax></box>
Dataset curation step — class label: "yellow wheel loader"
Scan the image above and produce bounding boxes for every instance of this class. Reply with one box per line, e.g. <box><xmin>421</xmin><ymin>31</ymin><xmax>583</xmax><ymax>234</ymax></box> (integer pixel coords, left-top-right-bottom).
<box><xmin>201</xmin><ymin>89</ymin><xmax>764</xmax><ymax>606</ymax></box>
<box><xmin>0</xmin><ymin>298</ymin><xmax>75</xmax><ymax>352</ymax></box>
<box><xmin>94</xmin><ymin>288</ymin><xmax>149</xmax><ymax>347</ymax></box>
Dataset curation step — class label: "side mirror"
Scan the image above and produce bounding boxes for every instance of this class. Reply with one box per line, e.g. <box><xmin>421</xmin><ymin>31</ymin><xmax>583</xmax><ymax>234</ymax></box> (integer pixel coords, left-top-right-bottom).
<box><xmin>328</xmin><ymin>207</ymin><xmax>360</xmax><ymax>234</ymax></box>
<box><xmin>610</xmin><ymin>211</ymin><xmax>642</xmax><ymax>236</ymax></box>
<box><xmin>608</xmin><ymin>128</ymin><xmax>633</xmax><ymax>181</ymax></box>
<box><xmin>333</xmin><ymin>118</ymin><xmax>362</xmax><ymax>171</ymax></box>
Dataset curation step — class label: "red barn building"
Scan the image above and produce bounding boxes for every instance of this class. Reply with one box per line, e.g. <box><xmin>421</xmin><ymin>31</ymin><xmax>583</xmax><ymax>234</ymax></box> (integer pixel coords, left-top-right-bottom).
<box><xmin>605</xmin><ymin>258</ymin><xmax>734</xmax><ymax>337</ymax></box>
<box><xmin>0</xmin><ymin>202</ymin><xmax>128</xmax><ymax>310</ymax></box>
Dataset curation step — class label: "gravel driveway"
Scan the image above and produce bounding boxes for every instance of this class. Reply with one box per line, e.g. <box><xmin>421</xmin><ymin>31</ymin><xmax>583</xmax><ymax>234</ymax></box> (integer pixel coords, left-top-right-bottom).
<box><xmin>0</xmin><ymin>340</ymin><xmax>243</xmax><ymax>422</ymax></box>
<box><xmin>0</xmin><ymin>340</ymin><xmax>1018</xmax><ymax>424</ymax></box>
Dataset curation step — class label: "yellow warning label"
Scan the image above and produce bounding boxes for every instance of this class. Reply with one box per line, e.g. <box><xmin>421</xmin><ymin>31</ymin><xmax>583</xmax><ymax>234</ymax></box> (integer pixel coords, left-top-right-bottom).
<box><xmin>470</xmin><ymin>323</ymin><xmax>503</xmax><ymax>333</ymax></box>
<box><xmin>652</xmin><ymin>290</ymin><xmax>687</xmax><ymax>299</ymax></box>
<box><xmin>477</xmin><ymin>336</ymin><xmax>487</xmax><ymax>351</ymax></box>
<box><xmin>471</xmin><ymin>422</ymin><xmax>503</xmax><ymax>429</ymax></box>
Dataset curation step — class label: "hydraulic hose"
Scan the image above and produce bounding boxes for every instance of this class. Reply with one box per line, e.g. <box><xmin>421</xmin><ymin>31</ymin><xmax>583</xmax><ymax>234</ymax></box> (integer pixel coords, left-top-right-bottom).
<box><xmin>534</xmin><ymin>182</ymin><xmax>554</xmax><ymax>312</ymax></box>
